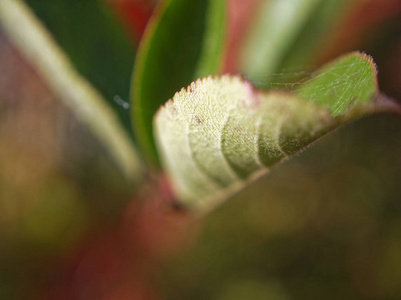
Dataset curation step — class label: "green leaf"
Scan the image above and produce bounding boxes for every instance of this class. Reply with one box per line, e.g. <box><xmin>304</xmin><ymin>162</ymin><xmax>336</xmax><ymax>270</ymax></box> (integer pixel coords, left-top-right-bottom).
<box><xmin>0</xmin><ymin>0</ymin><xmax>142</xmax><ymax>180</ymax></box>
<box><xmin>154</xmin><ymin>52</ymin><xmax>395</xmax><ymax>212</ymax></box>
<box><xmin>132</xmin><ymin>0</ymin><xmax>227</xmax><ymax>163</ymax></box>
<box><xmin>296</xmin><ymin>52</ymin><xmax>378</xmax><ymax>116</ymax></box>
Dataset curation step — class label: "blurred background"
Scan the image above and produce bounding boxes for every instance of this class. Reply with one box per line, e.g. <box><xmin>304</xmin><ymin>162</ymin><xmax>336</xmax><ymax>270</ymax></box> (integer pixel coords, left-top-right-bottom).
<box><xmin>0</xmin><ymin>0</ymin><xmax>401</xmax><ymax>299</ymax></box>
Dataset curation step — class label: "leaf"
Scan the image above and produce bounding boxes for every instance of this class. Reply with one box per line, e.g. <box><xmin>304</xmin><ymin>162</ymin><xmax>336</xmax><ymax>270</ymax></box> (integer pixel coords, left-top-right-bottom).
<box><xmin>238</xmin><ymin>0</ymin><xmax>354</xmax><ymax>87</ymax></box>
<box><xmin>109</xmin><ymin>0</ymin><xmax>155</xmax><ymax>40</ymax></box>
<box><xmin>25</xmin><ymin>0</ymin><xmax>136</xmax><ymax>134</ymax></box>
<box><xmin>239</xmin><ymin>0</ymin><xmax>326</xmax><ymax>79</ymax></box>
<box><xmin>0</xmin><ymin>0</ymin><xmax>142</xmax><ymax>180</ymax></box>
<box><xmin>154</xmin><ymin>52</ymin><xmax>395</xmax><ymax>211</ymax></box>
<box><xmin>132</xmin><ymin>0</ymin><xmax>227</xmax><ymax>163</ymax></box>
<box><xmin>296</xmin><ymin>52</ymin><xmax>378</xmax><ymax>116</ymax></box>
<box><xmin>297</xmin><ymin>0</ymin><xmax>401</xmax><ymax>69</ymax></box>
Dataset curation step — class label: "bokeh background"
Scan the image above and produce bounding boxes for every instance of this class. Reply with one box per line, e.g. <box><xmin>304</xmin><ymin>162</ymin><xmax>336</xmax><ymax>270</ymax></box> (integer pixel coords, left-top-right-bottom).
<box><xmin>0</xmin><ymin>0</ymin><xmax>401</xmax><ymax>299</ymax></box>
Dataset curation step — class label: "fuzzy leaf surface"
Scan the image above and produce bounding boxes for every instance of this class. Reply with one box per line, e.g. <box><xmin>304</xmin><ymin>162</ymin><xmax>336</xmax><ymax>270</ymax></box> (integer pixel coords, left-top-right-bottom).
<box><xmin>154</xmin><ymin>53</ymin><xmax>390</xmax><ymax>211</ymax></box>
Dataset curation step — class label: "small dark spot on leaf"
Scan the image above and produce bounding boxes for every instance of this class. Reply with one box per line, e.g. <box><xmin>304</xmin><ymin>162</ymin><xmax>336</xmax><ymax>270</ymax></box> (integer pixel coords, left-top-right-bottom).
<box><xmin>195</xmin><ymin>115</ymin><xmax>203</xmax><ymax>124</ymax></box>
<box><xmin>187</xmin><ymin>84</ymin><xmax>195</xmax><ymax>93</ymax></box>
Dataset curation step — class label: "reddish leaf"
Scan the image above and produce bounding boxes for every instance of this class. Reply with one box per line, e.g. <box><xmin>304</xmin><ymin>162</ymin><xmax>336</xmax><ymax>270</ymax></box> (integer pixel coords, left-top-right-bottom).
<box><xmin>108</xmin><ymin>0</ymin><xmax>156</xmax><ymax>41</ymax></box>
<box><xmin>223</xmin><ymin>0</ymin><xmax>261</xmax><ymax>72</ymax></box>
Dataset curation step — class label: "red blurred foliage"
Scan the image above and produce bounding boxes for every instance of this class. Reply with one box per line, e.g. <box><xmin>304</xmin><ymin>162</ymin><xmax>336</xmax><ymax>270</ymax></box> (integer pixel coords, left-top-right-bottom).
<box><xmin>108</xmin><ymin>0</ymin><xmax>156</xmax><ymax>42</ymax></box>
<box><xmin>223</xmin><ymin>0</ymin><xmax>261</xmax><ymax>73</ymax></box>
<box><xmin>121</xmin><ymin>175</ymin><xmax>198</xmax><ymax>261</ymax></box>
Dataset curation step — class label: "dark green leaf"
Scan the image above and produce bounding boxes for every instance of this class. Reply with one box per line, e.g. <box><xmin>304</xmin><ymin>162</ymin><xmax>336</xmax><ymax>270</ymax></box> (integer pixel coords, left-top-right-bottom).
<box><xmin>132</xmin><ymin>0</ymin><xmax>227</xmax><ymax>162</ymax></box>
<box><xmin>25</xmin><ymin>0</ymin><xmax>136</xmax><ymax>135</ymax></box>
